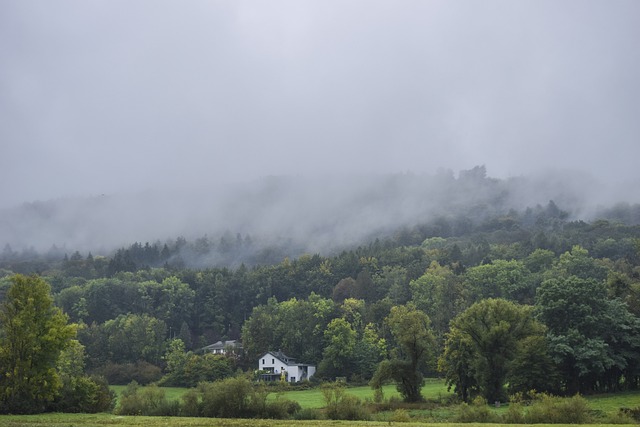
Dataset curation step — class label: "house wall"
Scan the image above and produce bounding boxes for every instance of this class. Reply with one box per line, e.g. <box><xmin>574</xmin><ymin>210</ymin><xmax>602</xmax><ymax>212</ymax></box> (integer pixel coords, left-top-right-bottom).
<box><xmin>258</xmin><ymin>352</ymin><xmax>315</xmax><ymax>383</ymax></box>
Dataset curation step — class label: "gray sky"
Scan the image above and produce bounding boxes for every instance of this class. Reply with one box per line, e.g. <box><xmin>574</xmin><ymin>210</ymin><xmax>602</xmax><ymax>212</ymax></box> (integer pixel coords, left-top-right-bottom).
<box><xmin>1</xmin><ymin>0</ymin><xmax>639</xmax><ymax>209</ymax></box>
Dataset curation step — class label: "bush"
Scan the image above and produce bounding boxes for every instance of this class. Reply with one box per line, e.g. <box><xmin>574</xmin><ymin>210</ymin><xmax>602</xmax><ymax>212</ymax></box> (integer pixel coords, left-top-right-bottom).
<box><xmin>49</xmin><ymin>375</ymin><xmax>115</xmax><ymax>413</ymax></box>
<box><xmin>322</xmin><ymin>382</ymin><xmax>371</xmax><ymax>421</ymax></box>
<box><xmin>607</xmin><ymin>410</ymin><xmax>636</xmax><ymax>424</ymax></box>
<box><xmin>200</xmin><ymin>376</ymin><xmax>254</xmax><ymax>418</ymax></box>
<box><xmin>501</xmin><ymin>402</ymin><xmax>525</xmax><ymax>424</ymax></box>
<box><xmin>293</xmin><ymin>407</ymin><xmax>324</xmax><ymax>420</ymax></box>
<box><xmin>261</xmin><ymin>398</ymin><xmax>301</xmax><ymax>419</ymax></box>
<box><xmin>115</xmin><ymin>382</ymin><xmax>179</xmax><ymax>416</ymax></box>
<box><xmin>199</xmin><ymin>375</ymin><xmax>297</xmax><ymax>419</ymax></box>
<box><xmin>620</xmin><ymin>406</ymin><xmax>640</xmax><ymax>422</ymax></box>
<box><xmin>390</xmin><ymin>408</ymin><xmax>411</xmax><ymax>422</ymax></box>
<box><xmin>95</xmin><ymin>361</ymin><xmax>162</xmax><ymax>385</ymax></box>
<box><xmin>523</xmin><ymin>393</ymin><xmax>591</xmax><ymax>424</ymax></box>
<box><xmin>453</xmin><ymin>397</ymin><xmax>499</xmax><ymax>423</ymax></box>
<box><xmin>180</xmin><ymin>388</ymin><xmax>201</xmax><ymax>417</ymax></box>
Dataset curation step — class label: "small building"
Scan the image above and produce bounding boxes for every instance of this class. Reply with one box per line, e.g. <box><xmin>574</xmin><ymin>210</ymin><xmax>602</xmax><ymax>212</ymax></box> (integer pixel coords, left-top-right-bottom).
<box><xmin>201</xmin><ymin>340</ymin><xmax>242</xmax><ymax>355</ymax></box>
<box><xmin>258</xmin><ymin>351</ymin><xmax>315</xmax><ymax>383</ymax></box>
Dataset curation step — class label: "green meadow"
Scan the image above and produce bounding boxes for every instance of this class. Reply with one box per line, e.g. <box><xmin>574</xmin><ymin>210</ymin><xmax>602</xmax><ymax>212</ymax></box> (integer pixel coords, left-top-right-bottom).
<box><xmin>1</xmin><ymin>414</ymin><xmax>638</xmax><ymax>427</ymax></box>
<box><xmin>2</xmin><ymin>380</ymin><xmax>638</xmax><ymax>427</ymax></box>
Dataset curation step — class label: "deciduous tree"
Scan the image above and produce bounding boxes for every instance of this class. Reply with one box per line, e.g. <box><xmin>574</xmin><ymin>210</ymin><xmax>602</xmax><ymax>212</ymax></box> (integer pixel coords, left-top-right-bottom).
<box><xmin>0</xmin><ymin>275</ymin><xmax>76</xmax><ymax>413</ymax></box>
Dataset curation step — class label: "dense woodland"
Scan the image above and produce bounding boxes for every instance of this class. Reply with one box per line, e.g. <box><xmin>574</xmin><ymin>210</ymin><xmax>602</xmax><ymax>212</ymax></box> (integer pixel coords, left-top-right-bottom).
<box><xmin>1</xmin><ymin>169</ymin><xmax>640</xmax><ymax>413</ymax></box>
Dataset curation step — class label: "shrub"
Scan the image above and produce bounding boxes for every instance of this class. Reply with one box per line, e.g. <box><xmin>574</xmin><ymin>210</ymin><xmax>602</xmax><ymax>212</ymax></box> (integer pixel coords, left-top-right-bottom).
<box><xmin>523</xmin><ymin>393</ymin><xmax>591</xmax><ymax>424</ymax></box>
<box><xmin>322</xmin><ymin>382</ymin><xmax>370</xmax><ymax>421</ymax></box>
<box><xmin>200</xmin><ymin>376</ymin><xmax>253</xmax><ymax>418</ymax></box>
<box><xmin>180</xmin><ymin>389</ymin><xmax>201</xmax><ymax>417</ymax></box>
<box><xmin>49</xmin><ymin>375</ymin><xmax>115</xmax><ymax>413</ymax></box>
<box><xmin>608</xmin><ymin>410</ymin><xmax>635</xmax><ymax>424</ymax></box>
<box><xmin>261</xmin><ymin>398</ymin><xmax>301</xmax><ymax>419</ymax></box>
<box><xmin>390</xmin><ymin>408</ymin><xmax>411</xmax><ymax>422</ymax></box>
<box><xmin>501</xmin><ymin>402</ymin><xmax>525</xmax><ymax>424</ymax></box>
<box><xmin>199</xmin><ymin>375</ymin><xmax>297</xmax><ymax>419</ymax></box>
<box><xmin>620</xmin><ymin>406</ymin><xmax>640</xmax><ymax>422</ymax></box>
<box><xmin>95</xmin><ymin>361</ymin><xmax>162</xmax><ymax>385</ymax></box>
<box><xmin>453</xmin><ymin>396</ymin><xmax>499</xmax><ymax>423</ymax></box>
<box><xmin>115</xmin><ymin>382</ymin><xmax>179</xmax><ymax>416</ymax></box>
<box><xmin>293</xmin><ymin>407</ymin><xmax>324</xmax><ymax>420</ymax></box>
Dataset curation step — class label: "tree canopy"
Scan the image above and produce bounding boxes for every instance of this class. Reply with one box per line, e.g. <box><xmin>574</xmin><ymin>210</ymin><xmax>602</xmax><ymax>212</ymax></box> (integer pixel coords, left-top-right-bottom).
<box><xmin>0</xmin><ymin>275</ymin><xmax>76</xmax><ymax>413</ymax></box>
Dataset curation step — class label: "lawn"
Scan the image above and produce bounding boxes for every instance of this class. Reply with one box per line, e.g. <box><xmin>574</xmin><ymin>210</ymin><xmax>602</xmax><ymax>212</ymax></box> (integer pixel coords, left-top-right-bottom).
<box><xmin>109</xmin><ymin>379</ymin><xmax>452</xmax><ymax>409</ymax></box>
<box><xmin>266</xmin><ymin>378</ymin><xmax>452</xmax><ymax>408</ymax></box>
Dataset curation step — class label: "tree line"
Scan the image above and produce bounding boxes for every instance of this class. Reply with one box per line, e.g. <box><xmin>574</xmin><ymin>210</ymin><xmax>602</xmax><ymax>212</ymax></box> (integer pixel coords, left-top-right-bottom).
<box><xmin>1</xmin><ymin>200</ymin><xmax>640</xmax><ymax>412</ymax></box>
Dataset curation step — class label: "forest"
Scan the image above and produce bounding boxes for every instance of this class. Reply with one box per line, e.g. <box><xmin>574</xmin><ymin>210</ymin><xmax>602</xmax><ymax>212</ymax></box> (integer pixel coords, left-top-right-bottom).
<box><xmin>1</xmin><ymin>169</ymin><xmax>640</xmax><ymax>415</ymax></box>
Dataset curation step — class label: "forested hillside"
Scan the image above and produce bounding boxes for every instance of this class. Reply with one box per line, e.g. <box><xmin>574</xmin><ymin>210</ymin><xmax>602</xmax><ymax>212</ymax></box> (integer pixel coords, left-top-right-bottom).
<box><xmin>1</xmin><ymin>170</ymin><xmax>640</xmax><ymax>406</ymax></box>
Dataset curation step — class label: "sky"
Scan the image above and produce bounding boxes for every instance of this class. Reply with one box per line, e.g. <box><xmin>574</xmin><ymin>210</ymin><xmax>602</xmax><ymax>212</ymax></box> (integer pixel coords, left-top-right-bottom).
<box><xmin>1</xmin><ymin>0</ymin><xmax>640</xmax><ymax>209</ymax></box>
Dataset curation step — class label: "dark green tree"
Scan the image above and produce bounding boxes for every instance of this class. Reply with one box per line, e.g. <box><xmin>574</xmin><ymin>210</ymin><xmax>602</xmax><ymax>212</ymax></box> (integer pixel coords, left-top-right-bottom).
<box><xmin>440</xmin><ymin>298</ymin><xmax>549</xmax><ymax>402</ymax></box>
<box><xmin>536</xmin><ymin>275</ymin><xmax>640</xmax><ymax>393</ymax></box>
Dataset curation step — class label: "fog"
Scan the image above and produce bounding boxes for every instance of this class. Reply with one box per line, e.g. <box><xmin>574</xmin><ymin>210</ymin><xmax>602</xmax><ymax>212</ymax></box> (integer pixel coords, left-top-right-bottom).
<box><xmin>1</xmin><ymin>1</ymin><xmax>640</xmax><ymax>254</ymax></box>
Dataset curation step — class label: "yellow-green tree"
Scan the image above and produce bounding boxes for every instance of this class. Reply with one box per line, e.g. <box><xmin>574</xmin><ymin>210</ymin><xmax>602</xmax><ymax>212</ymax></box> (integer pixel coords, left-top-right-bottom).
<box><xmin>0</xmin><ymin>275</ymin><xmax>76</xmax><ymax>413</ymax></box>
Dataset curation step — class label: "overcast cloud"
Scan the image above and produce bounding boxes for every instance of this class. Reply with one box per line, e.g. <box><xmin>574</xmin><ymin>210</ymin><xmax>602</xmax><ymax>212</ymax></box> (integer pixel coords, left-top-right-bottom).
<box><xmin>1</xmin><ymin>0</ymin><xmax>639</xmax><ymax>209</ymax></box>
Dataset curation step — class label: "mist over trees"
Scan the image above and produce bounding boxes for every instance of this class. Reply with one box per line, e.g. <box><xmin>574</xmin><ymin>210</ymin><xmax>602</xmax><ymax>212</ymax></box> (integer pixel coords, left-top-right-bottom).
<box><xmin>2</xmin><ymin>168</ymin><xmax>640</xmax><ymax>268</ymax></box>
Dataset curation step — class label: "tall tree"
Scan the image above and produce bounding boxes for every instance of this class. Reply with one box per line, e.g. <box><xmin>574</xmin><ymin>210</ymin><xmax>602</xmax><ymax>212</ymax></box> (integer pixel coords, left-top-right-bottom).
<box><xmin>0</xmin><ymin>275</ymin><xmax>76</xmax><ymax>413</ymax></box>
<box><xmin>371</xmin><ymin>304</ymin><xmax>435</xmax><ymax>402</ymax></box>
<box><xmin>440</xmin><ymin>298</ymin><xmax>550</xmax><ymax>402</ymax></box>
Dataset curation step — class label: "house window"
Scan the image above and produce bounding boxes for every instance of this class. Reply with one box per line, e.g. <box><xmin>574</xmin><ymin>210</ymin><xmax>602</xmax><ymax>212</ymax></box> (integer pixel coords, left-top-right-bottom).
<box><xmin>272</xmin><ymin>358</ymin><xmax>274</xmax><ymax>364</ymax></box>
<box><xmin>262</xmin><ymin>359</ymin><xmax>265</xmax><ymax>364</ymax></box>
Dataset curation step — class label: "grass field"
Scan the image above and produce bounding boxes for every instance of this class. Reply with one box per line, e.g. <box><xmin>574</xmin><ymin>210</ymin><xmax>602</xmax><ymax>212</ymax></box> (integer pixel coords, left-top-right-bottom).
<box><xmin>2</xmin><ymin>380</ymin><xmax>638</xmax><ymax>426</ymax></box>
<box><xmin>108</xmin><ymin>380</ymin><xmax>640</xmax><ymax>416</ymax></box>
<box><xmin>109</xmin><ymin>379</ymin><xmax>453</xmax><ymax>409</ymax></box>
<box><xmin>1</xmin><ymin>413</ymin><xmax>638</xmax><ymax>427</ymax></box>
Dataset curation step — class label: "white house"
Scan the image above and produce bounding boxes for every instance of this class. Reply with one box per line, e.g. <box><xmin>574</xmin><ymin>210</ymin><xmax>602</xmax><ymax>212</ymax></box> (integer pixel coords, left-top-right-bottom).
<box><xmin>258</xmin><ymin>351</ymin><xmax>316</xmax><ymax>383</ymax></box>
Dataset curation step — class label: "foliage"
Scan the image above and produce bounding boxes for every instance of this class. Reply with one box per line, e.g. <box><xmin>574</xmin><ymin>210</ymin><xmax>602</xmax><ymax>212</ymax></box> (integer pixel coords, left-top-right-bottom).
<box><xmin>440</xmin><ymin>298</ymin><xmax>550</xmax><ymax>402</ymax></box>
<box><xmin>453</xmin><ymin>396</ymin><xmax>499</xmax><ymax>423</ymax></box>
<box><xmin>536</xmin><ymin>272</ymin><xmax>640</xmax><ymax>393</ymax></box>
<box><xmin>95</xmin><ymin>361</ymin><xmax>162</xmax><ymax>385</ymax></box>
<box><xmin>321</xmin><ymin>382</ymin><xmax>370</xmax><ymax>420</ymax></box>
<box><xmin>0</xmin><ymin>275</ymin><xmax>76</xmax><ymax>414</ymax></box>
<box><xmin>49</xmin><ymin>375</ymin><xmax>115</xmax><ymax>413</ymax></box>
<box><xmin>199</xmin><ymin>375</ymin><xmax>299</xmax><ymax>419</ymax></box>
<box><xmin>371</xmin><ymin>304</ymin><xmax>435</xmax><ymax>402</ymax></box>
<box><xmin>509</xmin><ymin>392</ymin><xmax>593</xmax><ymax>424</ymax></box>
<box><xmin>160</xmin><ymin>339</ymin><xmax>234</xmax><ymax>387</ymax></box>
<box><xmin>115</xmin><ymin>381</ymin><xmax>179</xmax><ymax>416</ymax></box>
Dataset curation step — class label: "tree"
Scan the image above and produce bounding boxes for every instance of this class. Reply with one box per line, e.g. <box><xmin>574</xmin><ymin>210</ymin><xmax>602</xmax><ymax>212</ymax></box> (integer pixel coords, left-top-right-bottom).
<box><xmin>0</xmin><ymin>275</ymin><xmax>76</xmax><ymax>413</ymax></box>
<box><xmin>439</xmin><ymin>298</ymin><xmax>549</xmax><ymax>402</ymax></box>
<box><xmin>318</xmin><ymin>318</ymin><xmax>357</xmax><ymax>378</ymax></box>
<box><xmin>371</xmin><ymin>304</ymin><xmax>435</xmax><ymax>402</ymax></box>
<box><xmin>463</xmin><ymin>260</ymin><xmax>534</xmax><ymax>304</ymax></box>
<box><xmin>410</xmin><ymin>261</ymin><xmax>465</xmax><ymax>337</ymax></box>
<box><xmin>102</xmin><ymin>313</ymin><xmax>167</xmax><ymax>365</ymax></box>
<box><xmin>536</xmin><ymin>275</ymin><xmax>640</xmax><ymax>393</ymax></box>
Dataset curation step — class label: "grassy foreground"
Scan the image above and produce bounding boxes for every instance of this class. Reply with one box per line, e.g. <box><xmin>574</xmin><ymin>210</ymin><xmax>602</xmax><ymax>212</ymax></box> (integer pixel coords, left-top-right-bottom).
<box><xmin>0</xmin><ymin>414</ymin><xmax>637</xmax><ymax>427</ymax></box>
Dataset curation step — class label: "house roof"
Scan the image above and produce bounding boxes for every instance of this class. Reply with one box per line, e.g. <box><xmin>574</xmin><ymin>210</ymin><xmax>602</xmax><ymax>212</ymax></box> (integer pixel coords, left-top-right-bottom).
<box><xmin>201</xmin><ymin>340</ymin><xmax>241</xmax><ymax>351</ymax></box>
<box><xmin>260</xmin><ymin>351</ymin><xmax>314</xmax><ymax>367</ymax></box>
